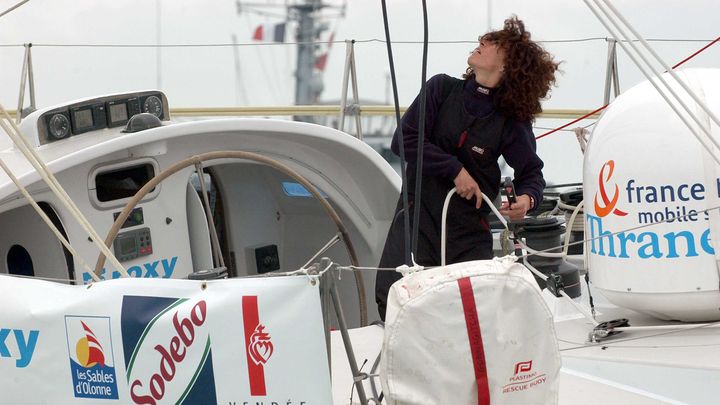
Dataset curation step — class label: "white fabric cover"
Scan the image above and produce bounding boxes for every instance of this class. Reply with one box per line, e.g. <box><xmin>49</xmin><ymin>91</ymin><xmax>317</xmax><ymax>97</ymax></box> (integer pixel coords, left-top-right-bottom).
<box><xmin>380</xmin><ymin>257</ymin><xmax>560</xmax><ymax>404</ymax></box>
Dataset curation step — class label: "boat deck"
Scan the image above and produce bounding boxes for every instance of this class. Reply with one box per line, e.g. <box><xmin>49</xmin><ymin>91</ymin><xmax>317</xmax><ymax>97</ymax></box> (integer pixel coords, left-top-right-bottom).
<box><xmin>556</xmin><ymin>303</ymin><xmax>720</xmax><ymax>404</ymax></box>
<box><xmin>330</xmin><ymin>296</ymin><xmax>720</xmax><ymax>404</ymax></box>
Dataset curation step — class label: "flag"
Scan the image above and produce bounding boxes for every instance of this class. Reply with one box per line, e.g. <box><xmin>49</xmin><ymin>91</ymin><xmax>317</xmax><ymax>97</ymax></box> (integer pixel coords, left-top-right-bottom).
<box><xmin>314</xmin><ymin>32</ymin><xmax>336</xmax><ymax>72</ymax></box>
<box><xmin>252</xmin><ymin>23</ymin><xmax>286</xmax><ymax>43</ymax></box>
<box><xmin>315</xmin><ymin>54</ymin><xmax>329</xmax><ymax>71</ymax></box>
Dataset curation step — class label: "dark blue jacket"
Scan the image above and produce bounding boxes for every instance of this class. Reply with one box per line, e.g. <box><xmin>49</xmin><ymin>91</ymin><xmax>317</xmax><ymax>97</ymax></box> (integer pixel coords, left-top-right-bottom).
<box><xmin>391</xmin><ymin>73</ymin><xmax>545</xmax><ymax>208</ymax></box>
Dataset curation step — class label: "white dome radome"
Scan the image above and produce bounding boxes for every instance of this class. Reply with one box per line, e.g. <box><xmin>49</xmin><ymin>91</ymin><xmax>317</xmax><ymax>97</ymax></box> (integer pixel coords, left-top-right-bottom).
<box><xmin>583</xmin><ymin>68</ymin><xmax>720</xmax><ymax>321</ymax></box>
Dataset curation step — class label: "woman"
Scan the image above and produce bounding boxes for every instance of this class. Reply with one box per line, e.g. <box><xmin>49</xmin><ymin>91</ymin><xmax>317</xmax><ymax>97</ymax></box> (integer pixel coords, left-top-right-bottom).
<box><xmin>375</xmin><ymin>16</ymin><xmax>559</xmax><ymax>319</ymax></box>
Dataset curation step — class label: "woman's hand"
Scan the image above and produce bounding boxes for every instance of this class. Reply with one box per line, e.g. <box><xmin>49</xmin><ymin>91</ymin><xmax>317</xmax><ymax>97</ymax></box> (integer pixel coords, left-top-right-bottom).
<box><xmin>499</xmin><ymin>194</ymin><xmax>532</xmax><ymax>221</ymax></box>
<box><xmin>453</xmin><ymin>168</ymin><xmax>483</xmax><ymax>209</ymax></box>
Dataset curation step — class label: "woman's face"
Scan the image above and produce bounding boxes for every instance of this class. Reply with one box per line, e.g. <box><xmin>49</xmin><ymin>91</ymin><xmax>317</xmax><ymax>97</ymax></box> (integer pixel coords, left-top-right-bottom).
<box><xmin>467</xmin><ymin>36</ymin><xmax>506</xmax><ymax>77</ymax></box>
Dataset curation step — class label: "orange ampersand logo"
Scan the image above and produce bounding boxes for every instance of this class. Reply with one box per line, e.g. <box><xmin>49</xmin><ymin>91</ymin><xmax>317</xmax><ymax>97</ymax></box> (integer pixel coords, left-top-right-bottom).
<box><xmin>594</xmin><ymin>160</ymin><xmax>628</xmax><ymax>217</ymax></box>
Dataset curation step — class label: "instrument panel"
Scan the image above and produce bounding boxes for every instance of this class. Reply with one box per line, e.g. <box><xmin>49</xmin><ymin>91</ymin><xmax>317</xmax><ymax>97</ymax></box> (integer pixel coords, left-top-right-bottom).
<box><xmin>37</xmin><ymin>91</ymin><xmax>169</xmax><ymax>145</ymax></box>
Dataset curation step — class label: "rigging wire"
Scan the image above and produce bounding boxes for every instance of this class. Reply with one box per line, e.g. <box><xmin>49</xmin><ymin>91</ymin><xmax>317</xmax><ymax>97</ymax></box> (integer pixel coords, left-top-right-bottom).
<box><xmin>543</xmin><ymin>182</ymin><xmax>583</xmax><ymax>189</ymax></box>
<box><xmin>1</xmin><ymin>273</ymin><xmax>78</xmax><ymax>284</ymax></box>
<box><xmin>559</xmin><ymin>320</ymin><xmax>720</xmax><ymax>352</ymax></box>
<box><xmin>0</xmin><ymin>156</ymin><xmax>98</xmax><ymax>280</ymax></box>
<box><xmin>338</xmin><ymin>198</ymin><xmax>720</xmax><ymax>352</ymax></box>
<box><xmin>0</xmin><ymin>0</ymin><xmax>29</xmax><ymax>19</ymax></box>
<box><xmin>518</xmin><ymin>204</ymin><xmax>720</xmax><ymax>262</ymax></box>
<box><xmin>0</xmin><ymin>106</ymin><xmax>128</xmax><ymax>278</ymax></box>
<box><xmin>341</xmin><ymin>203</ymin><xmax>720</xmax><ymax>270</ymax></box>
<box><xmin>586</xmin><ymin>0</ymin><xmax>720</xmax><ymax>166</ymax></box>
<box><xmin>535</xmin><ymin>33</ymin><xmax>720</xmax><ymax>140</ymax></box>
<box><xmin>0</xmin><ymin>37</ymin><xmax>715</xmax><ymax>48</ymax></box>
<box><xmin>557</xmin><ymin>337</ymin><xmax>720</xmax><ymax>350</ymax></box>
<box><xmin>533</xmin><ymin>121</ymin><xmax>596</xmax><ymax>133</ymax></box>
<box><xmin>601</xmin><ymin>0</ymin><xmax>720</xmax><ymax>131</ymax></box>
<box><xmin>380</xmin><ymin>0</ymin><xmax>412</xmax><ymax>265</ymax></box>
<box><xmin>411</xmin><ymin>0</ymin><xmax>429</xmax><ymax>256</ymax></box>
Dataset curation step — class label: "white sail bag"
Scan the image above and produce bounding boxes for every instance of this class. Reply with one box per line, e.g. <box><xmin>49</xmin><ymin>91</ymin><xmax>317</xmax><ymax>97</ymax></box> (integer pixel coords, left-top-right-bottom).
<box><xmin>380</xmin><ymin>257</ymin><xmax>560</xmax><ymax>404</ymax></box>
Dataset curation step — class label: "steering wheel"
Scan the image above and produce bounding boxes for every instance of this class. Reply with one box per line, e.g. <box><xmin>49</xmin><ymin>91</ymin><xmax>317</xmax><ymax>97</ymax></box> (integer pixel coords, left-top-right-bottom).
<box><xmin>93</xmin><ymin>150</ymin><xmax>368</xmax><ymax>326</ymax></box>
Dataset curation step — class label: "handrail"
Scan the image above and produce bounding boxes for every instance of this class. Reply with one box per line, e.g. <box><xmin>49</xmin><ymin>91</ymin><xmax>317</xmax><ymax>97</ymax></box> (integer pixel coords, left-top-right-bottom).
<box><xmin>174</xmin><ymin>106</ymin><xmax>601</xmax><ymax>119</ymax></box>
<box><xmin>6</xmin><ymin>106</ymin><xmax>601</xmax><ymax>120</ymax></box>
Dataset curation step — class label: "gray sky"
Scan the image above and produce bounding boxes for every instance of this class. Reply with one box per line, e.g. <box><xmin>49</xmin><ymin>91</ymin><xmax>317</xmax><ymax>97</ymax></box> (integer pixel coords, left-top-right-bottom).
<box><xmin>0</xmin><ymin>0</ymin><xmax>719</xmax><ymax>183</ymax></box>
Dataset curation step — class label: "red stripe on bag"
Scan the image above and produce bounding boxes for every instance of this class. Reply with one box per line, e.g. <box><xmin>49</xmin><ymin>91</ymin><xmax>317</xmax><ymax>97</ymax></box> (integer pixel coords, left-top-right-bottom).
<box><xmin>458</xmin><ymin>277</ymin><xmax>490</xmax><ymax>405</ymax></box>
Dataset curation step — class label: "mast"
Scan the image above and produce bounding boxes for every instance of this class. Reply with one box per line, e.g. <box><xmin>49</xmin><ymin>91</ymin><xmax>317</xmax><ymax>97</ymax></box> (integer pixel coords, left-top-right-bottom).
<box><xmin>237</xmin><ymin>0</ymin><xmax>344</xmax><ymax>122</ymax></box>
<box><xmin>292</xmin><ymin>0</ymin><xmax>322</xmax><ymax>109</ymax></box>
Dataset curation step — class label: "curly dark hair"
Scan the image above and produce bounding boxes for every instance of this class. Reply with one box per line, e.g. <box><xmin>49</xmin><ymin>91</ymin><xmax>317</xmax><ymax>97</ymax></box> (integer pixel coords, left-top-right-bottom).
<box><xmin>464</xmin><ymin>16</ymin><xmax>560</xmax><ymax>122</ymax></box>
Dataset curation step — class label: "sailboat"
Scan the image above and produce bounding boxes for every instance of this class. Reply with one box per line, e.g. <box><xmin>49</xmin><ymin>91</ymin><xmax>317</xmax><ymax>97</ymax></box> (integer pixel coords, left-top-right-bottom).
<box><xmin>2</xmin><ymin>0</ymin><xmax>720</xmax><ymax>404</ymax></box>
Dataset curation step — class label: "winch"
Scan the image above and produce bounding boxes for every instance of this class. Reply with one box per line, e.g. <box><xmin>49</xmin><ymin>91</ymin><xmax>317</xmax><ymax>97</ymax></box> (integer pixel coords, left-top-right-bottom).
<box><xmin>519</xmin><ymin>217</ymin><xmax>581</xmax><ymax>298</ymax></box>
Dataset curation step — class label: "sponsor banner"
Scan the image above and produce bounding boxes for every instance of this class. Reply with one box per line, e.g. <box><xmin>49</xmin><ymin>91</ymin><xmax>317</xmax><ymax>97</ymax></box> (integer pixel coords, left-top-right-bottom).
<box><xmin>0</xmin><ymin>275</ymin><xmax>331</xmax><ymax>404</ymax></box>
<box><xmin>585</xmin><ymin>158</ymin><xmax>720</xmax><ymax>292</ymax></box>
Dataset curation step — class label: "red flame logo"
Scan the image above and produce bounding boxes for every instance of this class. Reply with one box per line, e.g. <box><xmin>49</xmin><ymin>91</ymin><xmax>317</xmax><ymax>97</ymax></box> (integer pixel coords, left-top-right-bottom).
<box><xmin>594</xmin><ymin>160</ymin><xmax>628</xmax><ymax>217</ymax></box>
<box><xmin>248</xmin><ymin>325</ymin><xmax>274</xmax><ymax>365</ymax></box>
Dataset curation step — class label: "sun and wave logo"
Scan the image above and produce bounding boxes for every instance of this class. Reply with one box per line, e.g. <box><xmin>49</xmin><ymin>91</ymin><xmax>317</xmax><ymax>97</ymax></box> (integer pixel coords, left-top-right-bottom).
<box><xmin>65</xmin><ymin>316</ymin><xmax>119</xmax><ymax>400</ymax></box>
<box><xmin>594</xmin><ymin>160</ymin><xmax>628</xmax><ymax>218</ymax></box>
<box><xmin>76</xmin><ymin>321</ymin><xmax>106</xmax><ymax>367</ymax></box>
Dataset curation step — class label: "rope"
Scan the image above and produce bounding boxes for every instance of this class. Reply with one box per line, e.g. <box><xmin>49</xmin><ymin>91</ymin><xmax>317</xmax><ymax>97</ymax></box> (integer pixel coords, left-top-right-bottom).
<box><xmin>380</xmin><ymin>0</ymin><xmax>412</xmax><ymax>265</ymax></box>
<box><xmin>533</xmin><ymin>121</ymin><xmax>596</xmax><ymax>132</ymax></box>
<box><xmin>285</xmin><ymin>260</ymin><xmax>335</xmax><ymax>284</ymax></box>
<box><xmin>558</xmin><ymin>200</ymin><xmax>585</xmax><ymax>233</ymax></box>
<box><xmin>523</xmin><ymin>261</ymin><xmax>598</xmax><ymax>326</ymax></box>
<box><xmin>535</xmin><ymin>104</ymin><xmax>608</xmax><ymax>140</ymax></box>
<box><xmin>0</xmin><ymin>157</ymin><xmax>98</xmax><ymax>280</ymax></box>
<box><xmin>560</xmin><ymin>319</ymin><xmax>720</xmax><ymax>351</ymax></box>
<box><xmin>300</xmin><ymin>234</ymin><xmax>341</xmax><ymax>270</ymax></box>
<box><xmin>544</xmin><ymin>182</ymin><xmax>584</xmax><ymax>190</ymax></box>
<box><xmin>587</xmin><ymin>0</ymin><xmax>720</xmax><ymax>166</ymax></box>
<box><xmin>338</xmin><ymin>265</ymin><xmax>407</xmax><ymax>272</ymax></box>
<box><xmin>0</xmin><ymin>104</ymin><xmax>128</xmax><ymax>278</ymax></box>
<box><xmin>605</xmin><ymin>3</ymin><xmax>720</xmax><ymax>130</ymax></box>
<box><xmin>573</xmin><ymin>127</ymin><xmax>589</xmax><ymax>154</ymax></box>
<box><xmin>519</xmin><ymin>203</ymin><xmax>720</xmax><ymax>261</ymax></box>
<box><xmin>1</xmin><ymin>272</ymin><xmax>77</xmax><ymax>284</ymax></box>
<box><xmin>441</xmin><ymin>187</ymin><xmax>507</xmax><ymax>266</ymax></box>
<box><xmin>672</xmin><ymin>36</ymin><xmax>720</xmax><ymax>69</ymax></box>
<box><xmin>342</xmin><ymin>202</ymin><xmax>720</xmax><ymax>273</ymax></box>
<box><xmin>536</xmin><ymin>34</ymin><xmax>720</xmax><ymax>140</ymax></box>
<box><xmin>333</xmin><ymin>199</ymin><xmax>720</xmax><ymax>288</ymax></box>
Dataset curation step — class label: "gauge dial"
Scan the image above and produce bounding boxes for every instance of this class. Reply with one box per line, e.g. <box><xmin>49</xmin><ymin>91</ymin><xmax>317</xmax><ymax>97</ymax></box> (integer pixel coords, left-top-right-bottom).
<box><xmin>142</xmin><ymin>95</ymin><xmax>163</xmax><ymax>118</ymax></box>
<box><xmin>48</xmin><ymin>113</ymin><xmax>70</xmax><ymax>140</ymax></box>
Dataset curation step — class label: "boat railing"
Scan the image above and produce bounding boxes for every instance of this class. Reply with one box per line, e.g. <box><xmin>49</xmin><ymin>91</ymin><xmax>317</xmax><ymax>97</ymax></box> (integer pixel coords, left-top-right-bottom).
<box><xmin>4</xmin><ymin>105</ymin><xmax>600</xmax><ymax>140</ymax></box>
<box><xmin>9</xmin><ymin>34</ymin><xmax>716</xmax><ymax>140</ymax></box>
